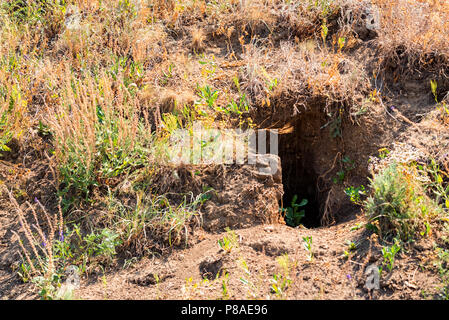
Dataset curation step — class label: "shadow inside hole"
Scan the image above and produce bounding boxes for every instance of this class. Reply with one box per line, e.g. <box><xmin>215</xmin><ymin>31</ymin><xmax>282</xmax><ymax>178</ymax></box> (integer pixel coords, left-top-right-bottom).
<box><xmin>277</xmin><ymin>119</ymin><xmax>322</xmax><ymax>228</ymax></box>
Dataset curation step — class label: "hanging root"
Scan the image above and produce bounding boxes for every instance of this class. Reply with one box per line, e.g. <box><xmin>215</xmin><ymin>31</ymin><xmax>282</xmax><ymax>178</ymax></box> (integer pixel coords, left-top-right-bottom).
<box><xmin>321</xmin><ymin>188</ymin><xmax>337</xmax><ymax>226</ymax></box>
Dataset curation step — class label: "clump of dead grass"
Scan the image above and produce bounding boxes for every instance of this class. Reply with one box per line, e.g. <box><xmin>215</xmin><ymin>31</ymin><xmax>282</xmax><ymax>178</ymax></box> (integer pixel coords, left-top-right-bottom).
<box><xmin>191</xmin><ymin>27</ymin><xmax>206</xmax><ymax>53</ymax></box>
<box><xmin>373</xmin><ymin>0</ymin><xmax>449</xmax><ymax>81</ymax></box>
<box><xmin>6</xmin><ymin>186</ymin><xmax>65</xmax><ymax>299</ymax></box>
<box><xmin>240</xmin><ymin>39</ymin><xmax>370</xmax><ymax>118</ymax></box>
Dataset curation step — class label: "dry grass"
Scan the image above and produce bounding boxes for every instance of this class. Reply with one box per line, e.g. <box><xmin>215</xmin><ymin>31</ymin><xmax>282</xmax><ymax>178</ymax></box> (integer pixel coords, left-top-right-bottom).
<box><xmin>371</xmin><ymin>0</ymin><xmax>449</xmax><ymax>87</ymax></box>
<box><xmin>6</xmin><ymin>186</ymin><xmax>64</xmax><ymax>297</ymax></box>
<box><xmin>0</xmin><ymin>0</ymin><xmax>446</xmax><ymax>206</ymax></box>
<box><xmin>375</xmin><ymin>0</ymin><xmax>449</xmax><ymax>58</ymax></box>
<box><xmin>191</xmin><ymin>27</ymin><xmax>206</xmax><ymax>53</ymax></box>
<box><xmin>0</xmin><ymin>0</ymin><xmax>446</xmax><ymax>220</ymax></box>
<box><xmin>45</xmin><ymin>66</ymin><xmax>153</xmax><ymax>200</ymax></box>
<box><xmin>0</xmin><ymin>0</ymin><xmax>448</xmax><ymax>299</ymax></box>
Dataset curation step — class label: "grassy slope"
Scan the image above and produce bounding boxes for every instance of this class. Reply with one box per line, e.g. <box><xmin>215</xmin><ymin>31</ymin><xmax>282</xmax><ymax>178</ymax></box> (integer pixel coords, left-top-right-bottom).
<box><xmin>0</xmin><ymin>0</ymin><xmax>448</xmax><ymax>300</ymax></box>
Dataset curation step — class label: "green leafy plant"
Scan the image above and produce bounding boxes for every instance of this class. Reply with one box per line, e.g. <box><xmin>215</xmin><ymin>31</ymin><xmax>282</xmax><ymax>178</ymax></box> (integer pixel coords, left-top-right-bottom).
<box><xmin>198</xmin><ymin>54</ymin><xmax>216</xmax><ymax>79</ymax></box>
<box><xmin>345</xmin><ymin>185</ymin><xmax>366</xmax><ymax>204</ymax></box>
<box><xmin>350</xmin><ymin>222</ymin><xmax>364</xmax><ymax>231</ymax></box>
<box><xmin>160</xmin><ymin>62</ymin><xmax>175</xmax><ymax>86</ymax></box>
<box><xmin>347</xmin><ymin>240</ymin><xmax>357</xmax><ymax>251</ymax></box>
<box><xmin>0</xmin><ymin>82</ymin><xmax>26</xmax><ymax>155</ymax></box>
<box><xmin>38</xmin><ymin>120</ymin><xmax>51</xmax><ymax>137</ymax></box>
<box><xmin>217</xmin><ymin>227</ymin><xmax>239</xmax><ymax>253</ymax></box>
<box><xmin>334</xmin><ymin>156</ymin><xmax>355</xmax><ymax>183</ymax></box>
<box><xmin>32</xmin><ymin>273</ymin><xmax>61</xmax><ymax>300</ymax></box>
<box><xmin>308</xmin><ymin>0</ymin><xmax>335</xmax><ymax>18</ymax></box>
<box><xmin>303</xmin><ymin>236</ymin><xmax>313</xmax><ymax>261</ymax></box>
<box><xmin>83</xmin><ymin>228</ymin><xmax>122</xmax><ymax>263</ymax></box>
<box><xmin>434</xmin><ymin>247</ymin><xmax>449</xmax><ymax>300</ymax></box>
<box><xmin>111</xmin><ymin>190</ymin><xmax>210</xmax><ymax>251</ymax></box>
<box><xmin>196</xmin><ymin>84</ymin><xmax>219</xmax><ymax>109</ymax></box>
<box><xmin>321</xmin><ymin>20</ymin><xmax>328</xmax><ymax>45</ymax></box>
<box><xmin>378</xmin><ymin>148</ymin><xmax>390</xmax><ymax>159</ymax></box>
<box><xmin>0</xmin><ymin>132</ymin><xmax>12</xmax><ymax>153</ymax></box>
<box><xmin>260</xmin><ymin>67</ymin><xmax>278</xmax><ymax>92</ymax></box>
<box><xmin>238</xmin><ymin>258</ymin><xmax>260</xmax><ymax>299</ymax></box>
<box><xmin>338</xmin><ymin>37</ymin><xmax>346</xmax><ymax>51</ymax></box>
<box><xmin>270</xmin><ymin>254</ymin><xmax>293</xmax><ymax>299</ymax></box>
<box><xmin>419</xmin><ymin>160</ymin><xmax>449</xmax><ymax>211</ymax></box>
<box><xmin>333</xmin><ymin>169</ymin><xmax>345</xmax><ymax>183</ymax></box>
<box><xmin>2</xmin><ymin>0</ymin><xmax>63</xmax><ymax>24</ymax></box>
<box><xmin>382</xmin><ymin>239</ymin><xmax>401</xmax><ymax>272</ymax></box>
<box><xmin>364</xmin><ymin>162</ymin><xmax>443</xmax><ymax>241</ymax></box>
<box><xmin>343</xmin><ymin>240</ymin><xmax>358</xmax><ymax>258</ymax></box>
<box><xmin>223</xmin><ymin>94</ymin><xmax>250</xmax><ymax>115</ymax></box>
<box><xmin>329</xmin><ymin>116</ymin><xmax>342</xmax><ymax>139</ymax></box>
<box><xmin>217</xmin><ymin>76</ymin><xmax>251</xmax><ymax>116</ymax></box>
<box><xmin>431</xmin><ymin>79</ymin><xmax>438</xmax><ymax>103</ymax></box>
<box><xmin>220</xmin><ymin>272</ymin><xmax>230</xmax><ymax>300</ymax></box>
<box><xmin>281</xmin><ymin>195</ymin><xmax>307</xmax><ymax>227</ymax></box>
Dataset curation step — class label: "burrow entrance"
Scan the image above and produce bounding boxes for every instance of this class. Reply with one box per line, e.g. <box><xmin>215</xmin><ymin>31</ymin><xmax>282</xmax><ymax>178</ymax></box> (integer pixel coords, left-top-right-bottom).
<box><xmin>275</xmin><ymin>110</ymin><xmax>341</xmax><ymax>228</ymax></box>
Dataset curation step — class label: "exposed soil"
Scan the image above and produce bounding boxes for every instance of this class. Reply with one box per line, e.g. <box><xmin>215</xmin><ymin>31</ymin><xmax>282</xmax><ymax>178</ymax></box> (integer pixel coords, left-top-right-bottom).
<box><xmin>1</xmin><ymin>0</ymin><xmax>448</xmax><ymax>300</ymax></box>
<box><xmin>1</xmin><ymin>74</ymin><xmax>446</xmax><ymax>300</ymax></box>
<box><xmin>60</xmin><ymin>220</ymin><xmax>443</xmax><ymax>300</ymax></box>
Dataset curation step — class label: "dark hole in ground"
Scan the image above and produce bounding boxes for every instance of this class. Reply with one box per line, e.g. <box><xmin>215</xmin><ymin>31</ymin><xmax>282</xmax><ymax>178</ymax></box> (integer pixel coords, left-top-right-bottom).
<box><xmin>277</xmin><ymin>115</ymin><xmax>323</xmax><ymax>228</ymax></box>
<box><xmin>199</xmin><ymin>257</ymin><xmax>224</xmax><ymax>280</ymax></box>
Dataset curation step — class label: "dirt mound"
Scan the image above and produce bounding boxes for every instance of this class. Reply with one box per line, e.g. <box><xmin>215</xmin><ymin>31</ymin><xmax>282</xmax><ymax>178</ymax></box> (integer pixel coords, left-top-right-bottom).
<box><xmin>148</xmin><ymin>154</ymin><xmax>283</xmax><ymax>233</ymax></box>
<box><xmin>201</xmin><ymin>156</ymin><xmax>283</xmax><ymax>232</ymax></box>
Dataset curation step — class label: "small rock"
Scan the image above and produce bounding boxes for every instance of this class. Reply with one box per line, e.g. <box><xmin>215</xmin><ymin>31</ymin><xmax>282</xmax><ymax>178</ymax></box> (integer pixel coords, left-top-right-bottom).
<box><xmin>264</xmin><ymin>225</ymin><xmax>274</xmax><ymax>232</ymax></box>
<box><xmin>405</xmin><ymin>281</ymin><xmax>417</xmax><ymax>289</ymax></box>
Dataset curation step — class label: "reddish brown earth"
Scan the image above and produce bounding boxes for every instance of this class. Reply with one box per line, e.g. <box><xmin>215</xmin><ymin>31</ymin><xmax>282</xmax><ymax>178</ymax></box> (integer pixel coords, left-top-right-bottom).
<box><xmin>1</xmin><ymin>79</ymin><xmax>447</xmax><ymax>300</ymax></box>
<box><xmin>1</xmin><ymin>0</ymin><xmax>448</xmax><ymax>300</ymax></box>
<box><xmin>64</xmin><ymin>218</ymin><xmax>443</xmax><ymax>300</ymax></box>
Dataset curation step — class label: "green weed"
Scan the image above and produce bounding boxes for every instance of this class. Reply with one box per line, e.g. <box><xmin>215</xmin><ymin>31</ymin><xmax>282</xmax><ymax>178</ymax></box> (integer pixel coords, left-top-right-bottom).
<box><xmin>218</xmin><ymin>227</ymin><xmax>239</xmax><ymax>253</ymax></box>
<box><xmin>270</xmin><ymin>254</ymin><xmax>294</xmax><ymax>299</ymax></box>
<box><xmin>365</xmin><ymin>162</ymin><xmax>443</xmax><ymax>241</ymax></box>
<box><xmin>381</xmin><ymin>239</ymin><xmax>401</xmax><ymax>272</ymax></box>
<box><xmin>303</xmin><ymin>236</ymin><xmax>313</xmax><ymax>261</ymax></box>
<box><xmin>345</xmin><ymin>185</ymin><xmax>366</xmax><ymax>204</ymax></box>
<box><xmin>281</xmin><ymin>195</ymin><xmax>307</xmax><ymax>227</ymax></box>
